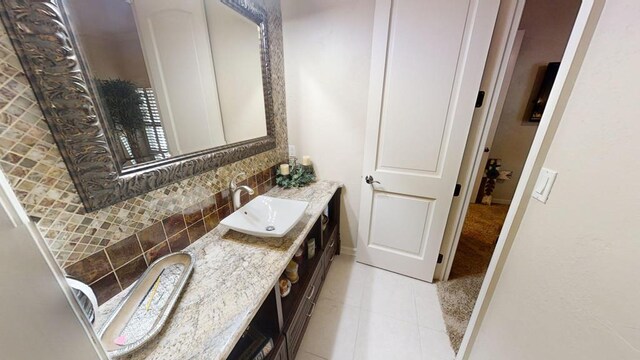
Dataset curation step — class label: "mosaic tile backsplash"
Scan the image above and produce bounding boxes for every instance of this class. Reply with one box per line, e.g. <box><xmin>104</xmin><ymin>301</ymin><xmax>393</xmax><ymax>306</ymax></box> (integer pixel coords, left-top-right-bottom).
<box><xmin>66</xmin><ymin>167</ymin><xmax>278</xmax><ymax>304</ymax></box>
<box><xmin>0</xmin><ymin>0</ymin><xmax>288</xmax><ymax>302</ymax></box>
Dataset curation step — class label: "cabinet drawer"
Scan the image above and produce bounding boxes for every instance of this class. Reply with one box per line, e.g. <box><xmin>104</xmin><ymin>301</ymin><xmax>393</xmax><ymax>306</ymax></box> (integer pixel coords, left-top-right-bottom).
<box><xmin>308</xmin><ymin>259</ymin><xmax>324</xmax><ymax>303</ymax></box>
<box><xmin>285</xmin><ymin>261</ymin><xmax>323</xmax><ymax>360</ymax></box>
<box><xmin>323</xmin><ymin>227</ymin><xmax>338</xmax><ymax>276</ymax></box>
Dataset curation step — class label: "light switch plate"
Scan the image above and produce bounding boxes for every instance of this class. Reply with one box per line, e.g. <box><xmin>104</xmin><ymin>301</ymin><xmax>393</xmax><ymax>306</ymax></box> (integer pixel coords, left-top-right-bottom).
<box><xmin>532</xmin><ymin>168</ymin><xmax>557</xmax><ymax>203</ymax></box>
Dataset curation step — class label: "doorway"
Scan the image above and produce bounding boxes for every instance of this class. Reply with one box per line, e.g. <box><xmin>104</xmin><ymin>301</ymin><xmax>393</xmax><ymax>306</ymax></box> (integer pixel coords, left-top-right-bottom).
<box><xmin>355</xmin><ymin>0</ymin><xmax>500</xmax><ymax>281</ymax></box>
<box><xmin>436</xmin><ymin>0</ymin><xmax>582</xmax><ymax>353</ymax></box>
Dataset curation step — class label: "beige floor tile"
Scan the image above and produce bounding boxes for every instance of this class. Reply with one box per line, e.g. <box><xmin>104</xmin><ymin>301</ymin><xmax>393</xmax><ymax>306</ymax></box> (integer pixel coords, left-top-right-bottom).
<box><xmin>419</xmin><ymin>326</ymin><xmax>455</xmax><ymax>360</ymax></box>
<box><xmin>319</xmin><ymin>255</ymin><xmax>366</xmax><ymax>307</ymax></box>
<box><xmin>297</xmin><ymin>256</ymin><xmax>453</xmax><ymax>360</ymax></box>
<box><xmin>414</xmin><ymin>282</ymin><xmax>447</xmax><ymax>332</ymax></box>
<box><xmin>354</xmin><ymin>311</ymin><xmax>422</xmax><ymax>360</ymax></box>
<box><xmin>360</xmin><ymin>266</ymin><xmax>419</xmax><ymax>324</ymax></box>
<box><xmin>295</xmin><ymin>350</ymin><xmax>327</xmax><ymax>360</ymax></box>
<box><xmin>299</xmin><ymin>298</ymin><xmax>360</xmax><ymax>360</ymax></box>
<box><xmin>413</xmin><ymin>279</ymin><xmax>439</xmax><ymax>299</ymax></box>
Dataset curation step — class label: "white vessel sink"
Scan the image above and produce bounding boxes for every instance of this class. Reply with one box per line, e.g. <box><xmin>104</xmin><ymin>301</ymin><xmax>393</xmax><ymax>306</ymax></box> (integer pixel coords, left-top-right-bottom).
<box><xmin>221</xmin><ymin>195</ymin><xmax>309</xmax><ymax>237</ymax></box>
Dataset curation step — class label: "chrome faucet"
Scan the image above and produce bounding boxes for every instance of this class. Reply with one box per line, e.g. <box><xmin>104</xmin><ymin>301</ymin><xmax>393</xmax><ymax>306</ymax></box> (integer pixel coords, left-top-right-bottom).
<box><xmin>229</xmin><ymin>172</ymin><xmax>255</xmax><ymax>211</ymax></box>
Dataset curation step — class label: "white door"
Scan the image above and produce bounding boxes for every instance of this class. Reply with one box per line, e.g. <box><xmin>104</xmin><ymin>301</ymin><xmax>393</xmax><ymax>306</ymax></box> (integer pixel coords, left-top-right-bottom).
<box><xmin>356</xmin><ymin>0</ymin><xmax>500</xmax><ymax>281</ymax></box>
<box><xmin>204</xmin><ymin>0</ymin><xmax>268</xmax><ymax>144</ymax></box>
<box><xmin>132</xmin><ymin>0</ymin><xmax>227</xmax><ymax>154</ymax></box>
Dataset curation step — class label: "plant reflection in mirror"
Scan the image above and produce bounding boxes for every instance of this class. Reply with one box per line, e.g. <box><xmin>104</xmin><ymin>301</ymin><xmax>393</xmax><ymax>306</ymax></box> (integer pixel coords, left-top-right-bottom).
<box><xmin>96</xmin><ymin>79</ymin><xmax>154</xmax><ymax>164</ymax></box>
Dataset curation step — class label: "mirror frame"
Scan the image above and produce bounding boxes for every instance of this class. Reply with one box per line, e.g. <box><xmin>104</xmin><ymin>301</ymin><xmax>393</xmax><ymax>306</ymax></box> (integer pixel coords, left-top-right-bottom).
<box><xmin>0</xmin><ymin>0</ymin><xmax>277</xmax><ymax>212</ymax></box>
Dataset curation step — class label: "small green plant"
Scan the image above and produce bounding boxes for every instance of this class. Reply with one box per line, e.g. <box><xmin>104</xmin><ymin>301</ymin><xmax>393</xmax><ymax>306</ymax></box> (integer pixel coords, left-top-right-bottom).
<box><xmin>276</xmin><ymin>164</ymin><xmax>316</xmax><ymax>189</ymax></box>
<box><xmin>96</xmin><ymin>79</ymin><xmax>147</xmax><ymax>160</ymax></box>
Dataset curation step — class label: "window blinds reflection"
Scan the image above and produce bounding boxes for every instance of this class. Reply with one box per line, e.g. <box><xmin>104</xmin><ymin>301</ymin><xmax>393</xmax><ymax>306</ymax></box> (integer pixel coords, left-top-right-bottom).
<box><xmin>119</xmin><ymin>89</ymin><xmax>171</xmax><ymax>166</ymax></box>
<box><xmin>138</xmin><ymin>88</ymin><xmax>171</xmax><ymax>161</ymax></box>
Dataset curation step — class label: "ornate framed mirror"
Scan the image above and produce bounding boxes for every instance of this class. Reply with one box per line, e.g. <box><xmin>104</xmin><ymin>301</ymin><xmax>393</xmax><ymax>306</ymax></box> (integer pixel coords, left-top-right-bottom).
<box><xmin>0</xmin><ymin>0</ymin><xmax>278</xmax><ymax>211</ymax></box>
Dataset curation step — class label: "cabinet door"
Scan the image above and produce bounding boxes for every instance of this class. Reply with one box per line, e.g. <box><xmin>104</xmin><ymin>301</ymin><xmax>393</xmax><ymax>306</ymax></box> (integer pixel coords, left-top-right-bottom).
<box><xmin>324</xmin><ymin>226</ymin><xmax>338</xmax><ymax>277</ymax></box>
<box><xmin>272</xmin><ymin>336</ymin><xmax>288</xmax><ymax>360</ymax></box>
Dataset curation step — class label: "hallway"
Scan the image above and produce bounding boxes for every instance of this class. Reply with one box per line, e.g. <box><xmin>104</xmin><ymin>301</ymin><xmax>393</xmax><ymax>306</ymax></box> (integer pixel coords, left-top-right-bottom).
<box><xmin>437</xmin><ymin>203</ymin><xmax>509</xmax><ymax>351</ymax></box>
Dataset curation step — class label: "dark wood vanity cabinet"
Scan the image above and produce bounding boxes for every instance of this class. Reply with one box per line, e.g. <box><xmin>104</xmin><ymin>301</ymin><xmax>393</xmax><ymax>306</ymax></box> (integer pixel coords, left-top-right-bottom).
<box><xmin>323</xmin><ymin>226</ymin><xmax>338</xmax><ymax>278</ymax></box>
<box><xmin>229</xmin><ymin>188</ymin><xmax>341</xmax><ymax>360</ymax></box>
<box><xmin>285</xmin><ymin>257</ymin><xmax>324</xmax><ymax>360</ymax></box>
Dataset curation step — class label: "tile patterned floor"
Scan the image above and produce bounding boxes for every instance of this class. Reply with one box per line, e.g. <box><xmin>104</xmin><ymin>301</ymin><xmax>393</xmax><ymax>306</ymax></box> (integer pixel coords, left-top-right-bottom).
<box><xmin>297</xmin><ymin>255</ymin><xmax>454</xmax><ymax>360</ymax></box>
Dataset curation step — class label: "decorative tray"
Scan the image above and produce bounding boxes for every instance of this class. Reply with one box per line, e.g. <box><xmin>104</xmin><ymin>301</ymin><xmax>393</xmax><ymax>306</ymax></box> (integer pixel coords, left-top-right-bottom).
<box><xmin>97</xmin><ymin>251</ymin><xmax>194</xmax><ymax>357</ymax></box>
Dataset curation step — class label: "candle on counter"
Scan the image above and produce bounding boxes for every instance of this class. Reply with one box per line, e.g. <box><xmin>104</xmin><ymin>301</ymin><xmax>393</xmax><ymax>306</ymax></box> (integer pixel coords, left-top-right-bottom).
<box><xmin>301</xmin><ymin>155</ymin><xmax>311</xmax><ymax>166</ymax></box>
<box><xmin>280</xmin><ymin>163</ymin><xmax>290</xmax><ymax>175</ymax></box>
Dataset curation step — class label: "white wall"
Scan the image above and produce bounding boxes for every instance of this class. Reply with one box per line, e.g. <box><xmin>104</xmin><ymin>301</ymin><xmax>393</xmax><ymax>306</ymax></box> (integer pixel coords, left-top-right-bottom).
<box><xmin>282</xmin><ymin>0</ymin><xmax>374</xmax><ymax>251</ymax></box>
<box><xmin>488</xmin><ymin>0</ymin><xmax>580</xmax><ymax>202</ymax></box>
<box><xmin>469</xmin><ymin>0</ymin><xmax>640</xmax><ymax>358</ymax></box>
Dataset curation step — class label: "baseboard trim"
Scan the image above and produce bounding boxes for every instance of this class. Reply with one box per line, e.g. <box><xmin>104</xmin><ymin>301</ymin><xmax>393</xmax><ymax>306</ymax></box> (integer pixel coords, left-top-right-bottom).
<box><xmin>340</xmin><ymin>246</ymin><xmax>356</xmax><ymax>256</ymax></box>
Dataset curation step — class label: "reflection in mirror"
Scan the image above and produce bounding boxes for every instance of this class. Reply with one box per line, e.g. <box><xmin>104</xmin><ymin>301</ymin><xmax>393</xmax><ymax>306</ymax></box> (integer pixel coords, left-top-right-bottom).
<box><xmin>64</xmin><ymin>0</ymin><xmax>268</xmax><ymax>167</ymax></box>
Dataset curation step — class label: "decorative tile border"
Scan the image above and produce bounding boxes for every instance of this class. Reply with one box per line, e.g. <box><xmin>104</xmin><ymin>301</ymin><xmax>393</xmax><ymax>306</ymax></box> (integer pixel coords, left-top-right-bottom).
<box><xmin>65</xmin><ymin>167</ymin><xmax>277</xmax><ymax>304</ymax></box>
<box><xmin>0</xmin><ymin>0</ymin><xmax>288</xmax><ymax>271</ymax></box>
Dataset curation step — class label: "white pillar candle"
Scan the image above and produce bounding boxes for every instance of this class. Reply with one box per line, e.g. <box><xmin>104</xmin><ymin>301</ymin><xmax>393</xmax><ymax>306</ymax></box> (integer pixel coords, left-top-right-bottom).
<box><xmin>301</xmin><ymin>155</ymin><xmax>311</xmax><ymax>166</ymax></box>
<box><xmin>280</xmin><ymin>163</ymin><xmax>290</xmax><ymax>175</ymax></box>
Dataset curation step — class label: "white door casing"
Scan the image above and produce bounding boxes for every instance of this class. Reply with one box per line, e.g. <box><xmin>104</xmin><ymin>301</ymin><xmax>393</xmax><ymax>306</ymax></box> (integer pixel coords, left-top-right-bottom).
<box><xmin>438</xmin><ymin>1</ymin><xmax>526</xmax><ymax>281</ymax></box>
<box><xmin>470</xmin><ymin>30</ymin><xmax>525</xmax><ymax>205</ymax></box>
<box><xmin>356</xmin><ymin>0</ymin><xmax>500</xmax><ymax>281</ymax></box>
<box><xmin>132</xmin><ymin>0</ymin><xmax>226</xmax><ymax>154</ymax></box>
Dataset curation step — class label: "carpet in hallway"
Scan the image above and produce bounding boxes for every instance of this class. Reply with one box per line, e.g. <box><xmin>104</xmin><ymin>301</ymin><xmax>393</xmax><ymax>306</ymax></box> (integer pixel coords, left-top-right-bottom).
<box><xmin>437</xmin><ymin>203</ymin><xmax>509</xmax><ymax>353</ymax></box>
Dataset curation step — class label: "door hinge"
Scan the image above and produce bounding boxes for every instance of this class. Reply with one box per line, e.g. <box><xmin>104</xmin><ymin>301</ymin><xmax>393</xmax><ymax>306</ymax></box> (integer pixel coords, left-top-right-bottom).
<box><xmin>437</xmin><ymin>253</ymin><xmax>444</xmax><ymax>264</ymax></box>
<box><xmin>475</xmin><ymin>91</ymin><xmax>485</xmax><ymax>108</ymax></box>
<box><xmin>453</xmin><ymin>184</ymin><xmax>462</xmax><ymax>197</ymax></box>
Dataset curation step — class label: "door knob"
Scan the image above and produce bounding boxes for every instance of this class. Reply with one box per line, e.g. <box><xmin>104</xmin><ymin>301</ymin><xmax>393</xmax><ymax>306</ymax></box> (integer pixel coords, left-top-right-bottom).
<box><xmin>365</xmin><ymin>175</ymin><xmax>380</xmax><ymax>185</ymax></box>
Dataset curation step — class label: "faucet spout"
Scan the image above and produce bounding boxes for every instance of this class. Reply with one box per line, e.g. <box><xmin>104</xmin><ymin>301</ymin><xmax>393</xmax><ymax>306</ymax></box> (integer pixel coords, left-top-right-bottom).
<box><xmin>229</xmin><ymin>173</ymin><xmax>255</xmax><ymax>211</ymax></box>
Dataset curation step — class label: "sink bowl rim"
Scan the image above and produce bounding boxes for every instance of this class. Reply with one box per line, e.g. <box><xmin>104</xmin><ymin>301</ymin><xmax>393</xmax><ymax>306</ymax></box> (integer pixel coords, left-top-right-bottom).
<box><xmin>221</xmin><ymin>195</ymin><xmax>309</xmax><ymax>237</ymax></box>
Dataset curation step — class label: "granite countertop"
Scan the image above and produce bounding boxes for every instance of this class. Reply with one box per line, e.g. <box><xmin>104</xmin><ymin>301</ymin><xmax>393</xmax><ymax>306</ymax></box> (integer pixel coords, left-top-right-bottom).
<box><xmin>94</xmin><ymin>180</ymin><xmax>341</xmax><ymax>359</ymax></box>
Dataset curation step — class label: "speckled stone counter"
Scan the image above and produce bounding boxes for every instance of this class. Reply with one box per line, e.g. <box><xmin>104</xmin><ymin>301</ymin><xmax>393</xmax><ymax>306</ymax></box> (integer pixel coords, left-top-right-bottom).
<box><xmin>94</xmin><ymin>180</ymin><xmax>341</xmax><ymax>359</ymax></box>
